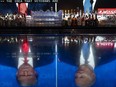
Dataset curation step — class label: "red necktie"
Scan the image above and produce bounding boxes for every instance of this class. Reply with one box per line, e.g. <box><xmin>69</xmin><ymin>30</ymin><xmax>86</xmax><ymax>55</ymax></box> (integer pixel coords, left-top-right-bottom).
<box><xmin>18</xmin><ymin>3</ymin><xmax>27</xmax><ymax>15</ymax></box>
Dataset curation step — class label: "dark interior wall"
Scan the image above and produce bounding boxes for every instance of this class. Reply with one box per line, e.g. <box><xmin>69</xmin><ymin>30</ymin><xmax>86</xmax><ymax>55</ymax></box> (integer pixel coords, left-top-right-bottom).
<box><xmin>0</xmin><ymin>3</ymin><xmax>54</xmax><ymax>15</ymax></box>
<box><xmin>58</xmin><ymin>0</ymin><xmax>83</xmax><ymax>10</ymax></box>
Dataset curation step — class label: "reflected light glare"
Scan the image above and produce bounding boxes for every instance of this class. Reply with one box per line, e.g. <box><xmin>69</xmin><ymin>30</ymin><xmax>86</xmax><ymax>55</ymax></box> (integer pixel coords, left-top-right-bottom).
<box><xmin>114</xmin><ymin>42</ymin><xmax>116</xmax><ymax>48</ymax></box>
<box><xmin>29</xmin><ymin>47</ymin><xmax>31</xmax><ymax>53</ymax></box>
<box><xmin>55</xmin><ymin>42</ymin><xmax>58</xmax><ymax>87</ymax></box>
<box><xmin>84</xmin><ymin>41</ymin><xmax>87</xmax><ymax>43</ymax></box>
<box><xmin>16</xmin><ymin>3</ymin><xmax>18</xmax><ymax>7</ymax></box>
<box><xmin>74</xmin><ymin>39</ymin><xmax>78</xmax><ymax>43</ymax></box>
<box><xmin>21</xmin><ymin>39</ymin><xmax>23</xmax><ymax>42</ymax></box>
<box><xmin>26</xmin><ymin>3</ymin><xmax>28</xmax><ymax>8</ymax></box>
<box><xmin>71</xmin><ymin>39</ymin><xmax>73</xmax><ymax>42</ymax></box>
<box><xmin>64</xmin><ymin>37</ymin><xmax>69</xmax><ymax>42</ymax></box>
<box><xmin>16</xmin><ymin>38</ymin><xmax>18</xmax><ymax>42</ymax></box>
<box><xmin>20</xmin><ymin>48</ymin><xmax>22</xmax><ymax>53</ymax></box>
<box><xmin>96</xmin><ymin>42</ymin><xmax>114</xmax><ymax>48</ymax></box>
<box><xmin>95</xmin><ymin>36</ymin><xmax>105</xmax><ymax>42</ymax></box>
<box><xmin>37</xmin><ymin>58</ymin><xmax>40</xmax><ymax>60</ymax></box>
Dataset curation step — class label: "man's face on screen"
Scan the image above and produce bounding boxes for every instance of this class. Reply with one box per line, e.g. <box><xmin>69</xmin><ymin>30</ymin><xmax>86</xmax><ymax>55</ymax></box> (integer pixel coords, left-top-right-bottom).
<box><xmin>75</xmin><ymin>65</ymin><xmax>95</xmax><ymax>87</ymax></box>
<box><xmin>17</xmin><ymin>63</ymin><xmax>37</xmax><ymax>86</ymax></box>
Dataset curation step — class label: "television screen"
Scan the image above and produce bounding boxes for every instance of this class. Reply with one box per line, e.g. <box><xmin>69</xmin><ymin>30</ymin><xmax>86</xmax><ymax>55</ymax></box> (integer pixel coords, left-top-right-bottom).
<box><xmin>0</xmin><ymin>35</ymin><xmax>116</xmax><ymax>87</ymax></box>
<box><xmin>0</xmin><ymin>0</ymin><xmax>116</xmax><ymax>28</ymax></box>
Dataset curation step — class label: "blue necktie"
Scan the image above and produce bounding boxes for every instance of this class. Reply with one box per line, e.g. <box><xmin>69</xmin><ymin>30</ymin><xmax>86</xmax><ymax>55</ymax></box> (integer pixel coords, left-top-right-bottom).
<box><xmin>84</xmin><ymin>0</ymin><xmax>92</xmax><ymax>13</ymax></box>
<box><xmin>82</xmin><ymin>42</ymin><xmax>90</xmax><ymax>62</ymax></box>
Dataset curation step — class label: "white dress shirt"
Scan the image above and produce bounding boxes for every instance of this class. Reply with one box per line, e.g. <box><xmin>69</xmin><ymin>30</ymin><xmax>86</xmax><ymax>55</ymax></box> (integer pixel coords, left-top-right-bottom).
<box><xmin>83</xmin><ymin>0</ymin><xmax>97</xmax><ymax>12</ymax></box>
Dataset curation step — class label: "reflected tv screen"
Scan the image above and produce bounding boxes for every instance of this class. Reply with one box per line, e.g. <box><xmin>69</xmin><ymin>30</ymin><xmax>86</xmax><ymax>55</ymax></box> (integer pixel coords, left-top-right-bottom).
<box><xmin>0</xmin><ymin>35</ymin><xmax>116</xmax><ymax>87</ymax></box>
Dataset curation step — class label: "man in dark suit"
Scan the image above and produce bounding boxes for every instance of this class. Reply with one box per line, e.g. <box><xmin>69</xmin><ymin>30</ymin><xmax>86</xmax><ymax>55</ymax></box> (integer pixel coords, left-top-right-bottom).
<box><xmin>58</xmin><ymin>0</ymin><xmax>116</xmax><ymax>13</ymax></box>
<box><xmin>75</xmin><ymin>39</ymin><xmax>96</xmax><ymax>87</ymax></box>
<box><xmin>94</xmin><ymin>0</ymin><xmax>116</xmax><ymax>11</ymax></box>
<box><xmin>59</xmin><ymin>36</ymin><xmax>115</xmax><ymax>87</ymax></box>
<box><xmin>84</xmin><ymin>0</ymin><xmax>116</xmax><ymax>12</ymax></box>
<box><xmin>83</xmin><ymin>0</ymin><xmax>116</xmax><ymax>11</ymax></box>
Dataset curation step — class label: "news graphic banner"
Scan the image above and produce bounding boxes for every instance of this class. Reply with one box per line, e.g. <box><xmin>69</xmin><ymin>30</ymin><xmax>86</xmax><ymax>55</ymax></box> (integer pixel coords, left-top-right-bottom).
<box><xmin>0</xmin><ymin>0</ymin><xmax>58</xmax><ymax>3</ymax></box>
<box><xmin>97</xmin><ymin>8</ymin><xmax>116</xmax><ymax>15</ymax></box>
<box><xmin>97</xmin><ymin>8</ymin><xmax>116</xmax><ymax>27</ymax></box>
